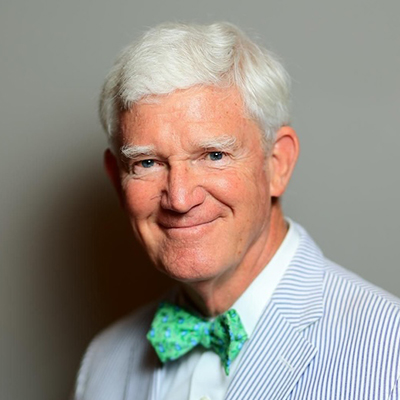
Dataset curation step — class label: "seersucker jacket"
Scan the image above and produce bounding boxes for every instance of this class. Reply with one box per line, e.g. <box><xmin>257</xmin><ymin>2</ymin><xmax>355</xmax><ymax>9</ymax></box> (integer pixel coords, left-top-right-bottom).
<box><xmin>73</xmin><ymin>224</ymin><xmax>400</xmax><ymax>399</ymax></box>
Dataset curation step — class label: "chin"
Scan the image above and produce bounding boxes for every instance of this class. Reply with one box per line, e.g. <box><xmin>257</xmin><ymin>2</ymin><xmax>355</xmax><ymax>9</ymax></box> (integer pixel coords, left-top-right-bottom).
<box><xmin>155</xmin><ymin>252</ymin><xmax>228</xmax><ymax>284</ymax></box>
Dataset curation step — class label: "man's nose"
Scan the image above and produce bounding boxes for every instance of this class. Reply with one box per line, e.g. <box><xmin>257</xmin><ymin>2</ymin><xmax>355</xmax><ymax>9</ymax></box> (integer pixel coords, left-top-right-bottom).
<box><xmin>160</xmin><ymin>163</ymin><xmax>206</xmax><ymax>213</ymax></box>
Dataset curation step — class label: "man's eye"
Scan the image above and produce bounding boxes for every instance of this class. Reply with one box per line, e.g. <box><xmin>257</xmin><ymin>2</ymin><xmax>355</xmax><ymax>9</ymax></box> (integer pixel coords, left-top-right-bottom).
<box><xmin>130</xmin><ymin>159</ymin><xmax>158</xmax><ymax>175</ymax></box>
<box><xmin>208</xmin><ymin>152</ymin><xmax>224</xmax><ymax>161</ymax></box>
<box><xmin>140</xmin><ymin>159</ymin><xmax>155</xmax><ymax>168</ymax></box>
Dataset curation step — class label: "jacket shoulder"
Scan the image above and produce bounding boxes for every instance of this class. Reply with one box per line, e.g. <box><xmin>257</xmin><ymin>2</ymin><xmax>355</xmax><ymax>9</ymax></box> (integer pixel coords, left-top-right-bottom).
<box><xmin>324</xmin><ymin>259</ymin><xmax>400</xmax><ymax>309</ymax></box>
<box><xmin>289</xmin><ymin>226</ymin><xmax>400</xmax><ymax>398</ymax></box>
<box><xmin>73</xmin><ymin>302</ymin><xmax>158</xmax><ymax>400</ymax></box>
<box><xmin>319</xmin><ymin>260</ymin><xmax>400</xmax><ymax>397</ymax></box>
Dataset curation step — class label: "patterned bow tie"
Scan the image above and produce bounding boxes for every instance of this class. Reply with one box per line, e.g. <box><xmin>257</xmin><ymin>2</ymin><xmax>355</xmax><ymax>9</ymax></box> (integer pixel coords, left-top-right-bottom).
<box><xmin>147</xmin><ymin>301</ymin><xmax>248</xmax><ymax>375</ymax></box>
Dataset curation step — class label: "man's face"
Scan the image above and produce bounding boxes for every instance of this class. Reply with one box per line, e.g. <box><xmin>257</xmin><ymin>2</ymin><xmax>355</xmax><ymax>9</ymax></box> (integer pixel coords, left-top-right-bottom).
<box><xmin>115</xmin><ymin>86</ymin><xmax>274</xmax><ymax>283</ymax></box>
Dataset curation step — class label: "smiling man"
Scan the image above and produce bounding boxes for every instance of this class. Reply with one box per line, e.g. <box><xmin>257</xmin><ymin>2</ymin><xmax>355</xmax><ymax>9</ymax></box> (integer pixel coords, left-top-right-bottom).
<box><xmin>107</xmin><ymin>85</ymin><xmax>294</xmax><ymax>316</ymax></box>
<box><xmin>73</xmin><ymin>23</ymin><xmax>400</xmax><ymax>400</ymax></box>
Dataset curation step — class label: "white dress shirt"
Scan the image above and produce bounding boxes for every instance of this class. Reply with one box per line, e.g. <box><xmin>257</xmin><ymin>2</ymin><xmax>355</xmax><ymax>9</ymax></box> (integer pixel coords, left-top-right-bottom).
<box><xmin>160</xmin><ymin>220</ymin><xmax>300</xmax><ymax>400</ymax></box>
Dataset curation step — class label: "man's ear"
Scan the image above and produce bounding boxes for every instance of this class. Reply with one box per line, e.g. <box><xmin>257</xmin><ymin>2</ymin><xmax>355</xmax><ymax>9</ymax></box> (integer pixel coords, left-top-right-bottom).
<box><xmin>269</xmin><ymin>126</ymin><xmax>300</xmax><ymax>198</ymax></box>
<box><xmin>104</xmin><ymin>148</ymin><xmax>125</xmax><ymax>207</ymax></box>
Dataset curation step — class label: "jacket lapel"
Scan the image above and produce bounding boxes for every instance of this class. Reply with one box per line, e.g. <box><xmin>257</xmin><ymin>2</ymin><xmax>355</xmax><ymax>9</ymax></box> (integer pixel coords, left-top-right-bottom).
<box><xmin>226</xmin><ymin>226</ymin><xmax>325</xmax><ymax>400</ymax></box>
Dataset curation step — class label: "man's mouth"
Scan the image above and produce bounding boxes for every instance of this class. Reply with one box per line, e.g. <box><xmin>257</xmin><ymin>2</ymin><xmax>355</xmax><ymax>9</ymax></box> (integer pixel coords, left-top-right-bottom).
<box><xmin>158</xmin><ymin>218</ymin><xmax>218</xmax><ymax>230</ymax></box>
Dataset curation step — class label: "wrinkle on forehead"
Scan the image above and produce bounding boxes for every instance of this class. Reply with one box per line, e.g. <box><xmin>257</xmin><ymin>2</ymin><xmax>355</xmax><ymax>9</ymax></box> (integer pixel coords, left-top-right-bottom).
<box><xmin>128</xmin><ymin>86</ymin><xmax>246</xmax><ymax>123</ymax></box>
<box><xmin>118</xmin><ymin>86</ymin><xmax>261</xmax><ymax>155</ymax></box>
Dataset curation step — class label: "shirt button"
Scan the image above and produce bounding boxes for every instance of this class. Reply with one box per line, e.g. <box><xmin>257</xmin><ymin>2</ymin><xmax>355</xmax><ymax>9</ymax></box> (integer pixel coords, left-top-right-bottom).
<box><xmin>200</xmin><ymin>397</ymin><xmax>210</xmax><ymax>400</ymax></box>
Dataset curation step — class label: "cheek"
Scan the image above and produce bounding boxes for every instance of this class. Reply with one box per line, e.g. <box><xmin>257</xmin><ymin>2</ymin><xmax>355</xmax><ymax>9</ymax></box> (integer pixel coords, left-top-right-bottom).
<box><xmin>207</xmin><ymin>165</ymin><xmax>270</xmax><ymax>208</ymax></box>
<box><xmin>203</xmin><ymin>174</ymin><xmax>241</xmax><ymax>210</ymax></box>
<box><xmin>123</xmin><ymin>180</ymin><xmax>159</xmax><ymax>221</ymax></box>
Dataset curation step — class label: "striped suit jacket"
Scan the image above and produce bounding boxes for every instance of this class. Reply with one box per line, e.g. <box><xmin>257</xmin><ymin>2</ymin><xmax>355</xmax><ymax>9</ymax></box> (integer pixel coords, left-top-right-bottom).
<box><xmin>73</xmin><ymin>224</ymin><xmax>400</xmax><ymax>399</ymax></box>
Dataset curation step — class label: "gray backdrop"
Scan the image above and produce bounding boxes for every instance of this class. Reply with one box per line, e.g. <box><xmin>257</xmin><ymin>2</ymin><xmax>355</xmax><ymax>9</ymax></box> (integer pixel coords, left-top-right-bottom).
<box><xmin>1</xmin><ymin>0</ymin><xmax>399</xmax><ymax>399</ymax></box>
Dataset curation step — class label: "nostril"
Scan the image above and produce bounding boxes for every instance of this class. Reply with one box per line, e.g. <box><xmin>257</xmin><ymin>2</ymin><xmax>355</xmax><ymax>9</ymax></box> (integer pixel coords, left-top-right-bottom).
<box><xmin>161</xmin><ymin>186</ymin><xmax>206</xmax><ymax>213</ymax></box>
<box><xmin>162</xmin><ymin>167</ymin><xmax>206</xmax><ymax>213</ymax></box>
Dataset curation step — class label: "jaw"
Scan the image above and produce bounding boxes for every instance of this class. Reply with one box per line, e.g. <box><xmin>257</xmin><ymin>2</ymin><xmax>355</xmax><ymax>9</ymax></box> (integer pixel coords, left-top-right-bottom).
<box><xmin>175</xmin><ymin>202</ymin><xmax>287</xmax><ymax>317</ymax></box>
<box><xmin>130</xmin><ymin>195</ymin><xmax>287</xmax><ymax>317</ymax></box>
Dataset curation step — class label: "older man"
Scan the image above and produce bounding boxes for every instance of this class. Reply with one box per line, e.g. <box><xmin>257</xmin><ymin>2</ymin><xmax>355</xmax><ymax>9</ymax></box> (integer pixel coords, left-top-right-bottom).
<box><xmin>74</xmin><ymin>22</ymin><xmax>400</xmax><ymax>400</ymax></box>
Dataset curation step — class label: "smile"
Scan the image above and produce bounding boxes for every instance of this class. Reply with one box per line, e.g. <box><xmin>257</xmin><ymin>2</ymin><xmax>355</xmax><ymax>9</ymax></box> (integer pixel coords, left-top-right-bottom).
<box><xmin>158</xmin><ymin>218</ymin><xmax>219</xmax><ymax>237</ymax></box>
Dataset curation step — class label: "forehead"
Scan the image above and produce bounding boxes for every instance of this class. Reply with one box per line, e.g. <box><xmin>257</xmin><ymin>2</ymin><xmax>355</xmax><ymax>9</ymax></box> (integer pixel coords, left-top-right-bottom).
<box><xmin>119</xmin><ymin>86</ymin><xmax>254</xmax><ymax>143</ymax></box>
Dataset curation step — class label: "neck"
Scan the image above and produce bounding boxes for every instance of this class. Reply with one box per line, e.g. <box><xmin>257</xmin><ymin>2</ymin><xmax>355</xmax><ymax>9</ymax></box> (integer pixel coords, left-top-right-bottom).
<box><xmin>180</xmin><ymin>202</ymin><xmax>287</xmax><ymax>317</ymax></box>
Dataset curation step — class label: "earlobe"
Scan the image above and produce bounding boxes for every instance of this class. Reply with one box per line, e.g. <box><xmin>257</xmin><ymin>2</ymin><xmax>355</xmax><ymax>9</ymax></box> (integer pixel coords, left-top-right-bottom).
<box><xmin>269</xmin><ymin>126</ymin><xmax>300</xmax><ymax>198</ymax></box>
<box><xmin>104</xmin><ymin>148</ymin><xmax>125</xmax><ymax>207</ymax></box>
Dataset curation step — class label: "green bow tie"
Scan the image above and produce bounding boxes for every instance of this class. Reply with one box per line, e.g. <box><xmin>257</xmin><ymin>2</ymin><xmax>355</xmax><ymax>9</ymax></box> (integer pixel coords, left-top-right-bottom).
<box><xmin>146</xmin><ymin>301</ymin><xmax>248</xmax><ymax>375</ymax></box>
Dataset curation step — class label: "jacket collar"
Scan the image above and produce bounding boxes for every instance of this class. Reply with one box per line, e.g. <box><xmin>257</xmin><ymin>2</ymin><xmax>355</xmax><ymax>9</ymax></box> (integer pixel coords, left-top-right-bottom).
<box><xmin>226</xmin><ymin>224</ymin><xmax>325</xmax><ymax>400</ymax></box>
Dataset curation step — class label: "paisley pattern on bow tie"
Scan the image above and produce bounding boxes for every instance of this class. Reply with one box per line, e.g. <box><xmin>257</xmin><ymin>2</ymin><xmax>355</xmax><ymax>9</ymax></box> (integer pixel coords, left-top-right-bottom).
<box><xmin>147</xmin><ymin>301</ymin><xmax>248</xmax><ymax>375</ymax></box>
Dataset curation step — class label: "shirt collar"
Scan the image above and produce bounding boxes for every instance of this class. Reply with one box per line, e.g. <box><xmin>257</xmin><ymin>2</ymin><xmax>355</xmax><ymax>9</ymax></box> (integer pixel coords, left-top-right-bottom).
<box><xmin>232</xmin><ymin>218</ymin><xmax>300</xmax><ymax>337</ymax></box>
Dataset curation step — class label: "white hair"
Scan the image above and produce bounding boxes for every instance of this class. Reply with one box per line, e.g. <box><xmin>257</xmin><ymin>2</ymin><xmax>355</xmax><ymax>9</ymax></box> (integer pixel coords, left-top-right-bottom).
<box><xmin>99</xmin><ymin>22</ymin><xmax>291</xmax><ymax>147</ymax></box>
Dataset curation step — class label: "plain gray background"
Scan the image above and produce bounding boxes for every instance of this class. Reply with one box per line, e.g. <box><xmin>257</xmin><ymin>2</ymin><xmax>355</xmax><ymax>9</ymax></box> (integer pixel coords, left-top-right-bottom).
<box><xmin>1</xmin><ymin>0</ymin><xmax>399</xmax><ymax>399</ymax></box>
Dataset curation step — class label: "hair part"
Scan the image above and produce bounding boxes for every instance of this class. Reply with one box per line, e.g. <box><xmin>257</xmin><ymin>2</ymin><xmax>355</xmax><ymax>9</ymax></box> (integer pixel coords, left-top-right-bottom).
<box><xmin>99</xmin><ymin>22</ymin><xmax>291</xmax><ymax>150</ymax></box>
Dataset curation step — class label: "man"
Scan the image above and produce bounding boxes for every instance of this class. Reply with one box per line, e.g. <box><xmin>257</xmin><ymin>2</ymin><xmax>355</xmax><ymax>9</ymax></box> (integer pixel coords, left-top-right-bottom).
<box><xmin>73</xmin><ymin>22</ymin><xmax>400</xmax><ymax>399</ymax></box>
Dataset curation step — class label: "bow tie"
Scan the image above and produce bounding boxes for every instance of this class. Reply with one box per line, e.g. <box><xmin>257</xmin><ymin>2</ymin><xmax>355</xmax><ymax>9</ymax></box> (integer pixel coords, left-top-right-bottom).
<box><xmin>147</xmin><ymin>301</ymin><xmax>248</xmax><ymax>375</ymax></box>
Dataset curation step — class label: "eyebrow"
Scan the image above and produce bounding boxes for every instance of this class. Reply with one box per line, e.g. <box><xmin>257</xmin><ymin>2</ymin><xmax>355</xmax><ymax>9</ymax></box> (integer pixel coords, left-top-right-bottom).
<box><xmin>194</xmin><ymin>135</ymin><xmax>238</xmax><ymax>151</ymax></box>
<box><xmin>119</xmin><ymin>134</ymin><xmax>238</xmax><ymax>159</ymax></box>
<box><xmin>120</xmin><ymin>144</ymin><xmax>156</xmax><ymax>159</ymax></box>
